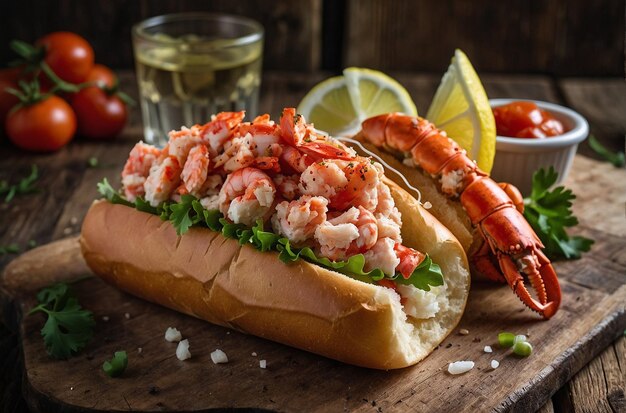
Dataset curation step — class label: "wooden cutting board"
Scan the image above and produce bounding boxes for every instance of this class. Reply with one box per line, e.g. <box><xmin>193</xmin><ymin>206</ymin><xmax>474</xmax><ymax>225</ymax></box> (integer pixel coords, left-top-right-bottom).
<box><xmin>1</xmin><ymin>155</ymin><xmax>625</xmax><ymax>413</ymax></box>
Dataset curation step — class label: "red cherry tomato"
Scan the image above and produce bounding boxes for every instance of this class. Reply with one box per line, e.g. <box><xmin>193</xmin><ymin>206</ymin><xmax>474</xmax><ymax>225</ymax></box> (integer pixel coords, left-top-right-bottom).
<box><xmin>377</xmin><ymin>279</ymin><xmax>399</xmax><ymax>291</ymax></box>
<box><xmin>0</xmin><ymin>68</ymin><xmax>22</xmax><ymax>135</ymax></box>
<box><xmin>515</xmin><ymin>127</ymin><xmax>547</xmax><ymax>139</ymax></box>
<box><xmin>6</xmin><ymin>95</ymin><xmax>76</xmax><ymax>151</ymax></box>
<box><xmin>36</xmin><ymin>32</ymin><xmax>95</xmax><ymax>84</ymax></box>
<box><xmin>493</xmin><ymin>101</ymin><xmax>566</xmax><ymax>139</ymax></box>
<box><xmin>71</xmin><ymin>86</ymin><xmax>127</xmax><ymax>139</ymax></box>
<box><xmin>377</xmin><ymin>279</ymin><xmax>407</xmax><ymax>305</ymax></box>
<box><xmin>493</xmin><ymin>101</ymin><xmax>543</xmax><ymax>137</ymax></box>
<box><xmin>539</xmin><ymin>118</ymin><xmax>565</xmax><ymax>136</ymax></box>
<box><xmin>84</xmin><ymin>64</ymin><xmax>117</xmax><ymax>88</ymax></box>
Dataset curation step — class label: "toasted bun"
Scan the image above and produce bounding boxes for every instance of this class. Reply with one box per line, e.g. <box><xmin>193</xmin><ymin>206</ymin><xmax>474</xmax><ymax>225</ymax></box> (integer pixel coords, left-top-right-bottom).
<box><xmin>354</xmin><ymin>136</ymin><xmax>478</xmax><ymax>254</ymax></box>
<box><xmin>80</xmin><ymin>180</ymin><xmax>469</xmax><ymax>370</ymax></box>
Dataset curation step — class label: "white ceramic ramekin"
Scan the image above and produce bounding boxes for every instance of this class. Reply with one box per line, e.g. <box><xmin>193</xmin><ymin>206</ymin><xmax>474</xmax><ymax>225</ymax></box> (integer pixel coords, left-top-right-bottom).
<box><xmin>489</xmin><ymin>98</ymin><xmax>589</xmax><ymax>195</ymax></box>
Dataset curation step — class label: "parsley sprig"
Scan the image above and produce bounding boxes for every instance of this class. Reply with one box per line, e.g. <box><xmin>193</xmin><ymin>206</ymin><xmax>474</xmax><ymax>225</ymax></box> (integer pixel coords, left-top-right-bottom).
<box><xmin>0</xmin><ymin>164</ymin><xmax>39</xmax><ymax>203</ymax></box>
<box><xmin>97</xmin><ymin>179</ymin><xmax>444</xmax><ymax>291</ymax></box>
<box><xmin>523</xmin><ymin>167</ymin><xmax>593</xmax><ymax>259</ymax></box>
<box><xmin>28</xmin><ymin>283</ymin><xmax>95</xmax><ymax>359</ymax></box>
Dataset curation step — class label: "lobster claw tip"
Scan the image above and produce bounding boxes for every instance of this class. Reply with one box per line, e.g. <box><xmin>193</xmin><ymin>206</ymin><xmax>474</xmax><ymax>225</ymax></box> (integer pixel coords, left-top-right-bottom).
<box><xmin>539</xmin><ymin>301</ymin><xmax>559</xmax><ymax>319</ymax></box>
<box><xmin>515</xmin><ymin>285</ymin><xmax>560</xmax><ymax>319</ymax></box>
<box><xmin>500</xmin><ymin>254</ymin><xmax>561</xmax><ymax>319</ymax></box>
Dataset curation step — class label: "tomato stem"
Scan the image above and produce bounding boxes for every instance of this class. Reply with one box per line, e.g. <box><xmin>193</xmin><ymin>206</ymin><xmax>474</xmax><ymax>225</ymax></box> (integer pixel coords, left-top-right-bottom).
<box><xmin>9</xmin><ymin>37</ymin><xmax>134</xmax><ymax>111</ymax></box>
<box><xmin>41</xmin><ymin>63</ymin><xmax>80</xmax><ymax>93</ymax></box>
<box><xmin>99</xmin><ymin>79</ymin><xmax>136</xmax><ymax>106</ymax></box>
<box><xmin>5</xmin><ymin>78</ymin><xmax>57</xmax><ymax>110</ymax></box>
<box><xmin>115</xmin><ymin>90</ymin><xmax>136</xmax><ymax>107</ymax></box>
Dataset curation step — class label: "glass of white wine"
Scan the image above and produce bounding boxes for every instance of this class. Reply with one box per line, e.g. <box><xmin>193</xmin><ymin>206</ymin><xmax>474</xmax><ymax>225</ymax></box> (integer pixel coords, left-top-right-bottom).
<box><xmin>132</xmin><ymin>13</ymin><xmax>264</xmax><ymax>146</ymax></box>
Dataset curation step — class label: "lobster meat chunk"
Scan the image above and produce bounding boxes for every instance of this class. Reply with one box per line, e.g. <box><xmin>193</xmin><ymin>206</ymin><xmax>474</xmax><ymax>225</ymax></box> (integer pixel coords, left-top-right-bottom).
<box><xmin>358</xmin><ymin>113</ymin><xmax>561</xmax><ymax>319</ymax></box>
<box><xmin>280</xmin><ymin>108</ymin><xmax>356</xmax><ymax>161</ymax></box>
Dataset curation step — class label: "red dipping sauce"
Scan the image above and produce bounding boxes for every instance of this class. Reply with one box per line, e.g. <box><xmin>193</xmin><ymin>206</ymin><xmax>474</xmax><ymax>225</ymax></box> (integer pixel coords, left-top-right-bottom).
<box><xmin>493</xmin><ymin>101</ymin><xmax>566</xmax><ymax>139</ymax></box>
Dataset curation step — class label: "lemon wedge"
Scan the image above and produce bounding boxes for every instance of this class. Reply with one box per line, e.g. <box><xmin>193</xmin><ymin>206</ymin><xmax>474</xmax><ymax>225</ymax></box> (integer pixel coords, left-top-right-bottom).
<box><xmin>297</xmin><ymin>67</ymin><xmax>417</xmax><ymax>136</ymax></box>
<box><xmin>426</xmin><ymin>49</ymin><xmax>496</xmax><ymax>173</ymax></box>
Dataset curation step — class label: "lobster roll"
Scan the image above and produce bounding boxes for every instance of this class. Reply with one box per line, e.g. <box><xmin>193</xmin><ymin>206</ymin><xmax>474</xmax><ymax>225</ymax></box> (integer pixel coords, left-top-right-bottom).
<box><xmin>80</xmin><ymin>108</ymin><xmax>470</xmax><ymax>370</ymax></box>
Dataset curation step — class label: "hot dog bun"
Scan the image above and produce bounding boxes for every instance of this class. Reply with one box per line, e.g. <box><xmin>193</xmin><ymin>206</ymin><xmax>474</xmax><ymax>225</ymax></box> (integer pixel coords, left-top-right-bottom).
<box><xmin>80</xmin><ymin>179</ymin><xmax>470</xmax><ymax>370</ymax></box>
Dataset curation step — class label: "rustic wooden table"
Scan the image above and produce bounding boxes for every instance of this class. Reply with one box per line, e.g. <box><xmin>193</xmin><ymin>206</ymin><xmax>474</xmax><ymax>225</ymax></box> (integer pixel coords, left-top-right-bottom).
<box><xmin>0</xmin><ymin>71</ymin><xmax>624</xmax><ymax>412</ymax></box>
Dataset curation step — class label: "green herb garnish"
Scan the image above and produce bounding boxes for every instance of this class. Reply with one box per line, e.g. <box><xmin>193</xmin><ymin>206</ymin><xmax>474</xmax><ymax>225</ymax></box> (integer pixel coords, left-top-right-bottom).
<box><xmin>87</xmin><ymin>157</ymin><xmax>99</xmax><ymax>168</ymax></box>
<box><xmin>0</xmin><ymin>164</ymin><xmax>39</xmax><ymax>203</ymax></box>
<box><xmin>169</xmin><ymin>195</ymin><xmax>199</xmax><ymax>235</ymax></box>
<box><xmin>28</xmin><ymin>283</ymin><xmax>95</xmax><ymax>359</ymax></box>
<box><xmin>523</xmin><ymin>167</ymin><xmax>593</xmax><ymax>259</ymax></box>
<box><xmin>97</xmin><ymin>179</ymin><xmax>444</xmax><ymax>291</ymax></box>
<box><xmin>97</xmin><ymin>178</ymin><xmax>133</xmax><ymax>207</ymax></box>
<box><xmin>588</xmin><ymin>135</ymin><xmax>625</xmax><ymax>167</ymax></box>
<box><xmin>0</xmin><ymin>243</ymin><xmax>21</xmax><ymax>255</ymax></box>
<box><xmin>103</xmin><ymin>351</ymin><xmax>128</xmax><ymax>377</ymax></box>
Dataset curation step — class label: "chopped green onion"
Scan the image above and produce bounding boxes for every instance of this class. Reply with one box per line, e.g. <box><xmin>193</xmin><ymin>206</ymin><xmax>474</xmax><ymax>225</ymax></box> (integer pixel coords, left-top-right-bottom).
<box><xmin>498</xmin><ymin>332</ymin><xmax>515</xmax><ymax>348</ymax></box>
<box><xmin>513</xmin><ymin>341</ymin><xmax>533</xmax><ymax>357</ymax></box>
<box><xmin>103</xmin><ymin>351</ymin><xmax>128</xmax><ymax>377</ymax></box>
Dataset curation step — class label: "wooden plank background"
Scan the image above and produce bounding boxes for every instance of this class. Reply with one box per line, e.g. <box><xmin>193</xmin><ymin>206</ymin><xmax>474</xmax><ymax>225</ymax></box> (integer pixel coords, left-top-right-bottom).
<box><xmin>343</xmin><ymin>0</ymin><xmax>625</xmax><ymax>75</ymax></box>
<box><xmin>0</xmin><ymin>0</ymin><xmax>322</xmax><ymax>71</ymax></box>
<box><xmin>0</xmin><ymin>0</ymin><xmax>624</xmax><ymax>75</ymax></box>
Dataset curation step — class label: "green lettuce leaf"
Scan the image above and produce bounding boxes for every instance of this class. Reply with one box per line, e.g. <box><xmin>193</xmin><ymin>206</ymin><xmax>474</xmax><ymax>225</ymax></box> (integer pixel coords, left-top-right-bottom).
<box><xmin>202</xmin><ymin>209</ymin><xmax>223</xmax><ymax>231</ymax></box>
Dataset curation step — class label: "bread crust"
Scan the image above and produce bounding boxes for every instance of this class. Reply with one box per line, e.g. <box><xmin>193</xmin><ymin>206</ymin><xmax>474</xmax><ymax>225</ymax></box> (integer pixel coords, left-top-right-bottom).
<box><xmin>80</xmin><ymin>180</ymin><xmax>469</xmax><ymax>369</ymax></box>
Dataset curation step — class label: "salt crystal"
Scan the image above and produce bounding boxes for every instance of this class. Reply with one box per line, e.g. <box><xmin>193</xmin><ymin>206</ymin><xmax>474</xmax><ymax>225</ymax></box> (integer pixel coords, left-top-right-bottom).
<box><xmin>491</xmin><ymin>360</ymin><xmax>500</xmax><ymax>369</ymax></box>
<box><xmin>484</xmin><ymin>346</ymin><xmax>493</xmax><ymax>353</ymax></box>
<box><xmin>176</xmin><ymin>339</ymin><xmax>191</xmax><ymax>361</ymax></box>
<box><xmin>459</xmin><ymin>328</ymin><xmax>469</xmax><ymax>335</ymax></box>
<box><xmin>251</xmin><ymin>352</ymin><xmax>257</xmax><ymax>357</ymax></box>
<box><xmin>447</xmin><ymin>361</ymin><xmax>474</xmax><ymax>375</ymax></box>
<box><xmin>165</xmin><ymin>327</ymin><xmax>182</xmax><ymax>342</ymax></box>
<box><xmin>211</xmin><ymin>349</ymin><xmax>228</xmax><ymax>364</ymax></box>
<box><xmin>259</xmin><ymin>360</ymin><xmax>267</xmax><ymax>369</ymax></box>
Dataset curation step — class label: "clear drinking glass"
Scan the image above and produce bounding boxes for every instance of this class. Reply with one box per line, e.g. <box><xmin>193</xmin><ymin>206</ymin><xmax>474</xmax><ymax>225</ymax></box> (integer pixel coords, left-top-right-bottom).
<box><xmin>132</xmin><ymin>13</ymin><xmax>264</xmax><ymax>146</ymax></box>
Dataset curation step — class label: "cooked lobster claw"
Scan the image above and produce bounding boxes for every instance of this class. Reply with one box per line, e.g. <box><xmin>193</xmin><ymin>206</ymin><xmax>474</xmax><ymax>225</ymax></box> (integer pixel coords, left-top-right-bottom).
<box><xmin>359</xmin><ymin>113</ymin><xmax>561</xmax><ymax>319</ymax></box>
<box><xmin>464</xmin><ymin>179</ymin><xmax>561</xmax><ymax>318</ymax></box>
